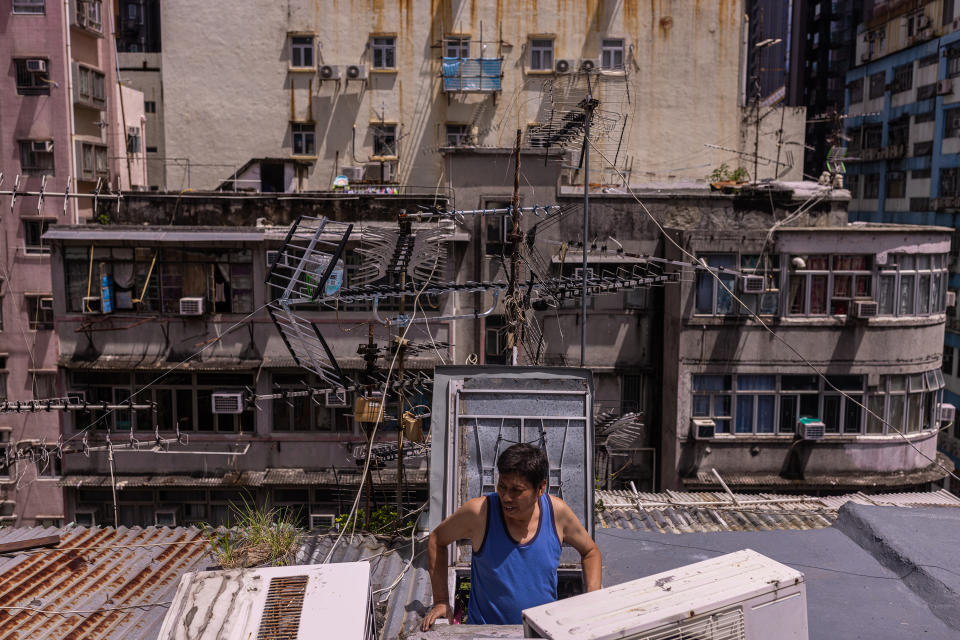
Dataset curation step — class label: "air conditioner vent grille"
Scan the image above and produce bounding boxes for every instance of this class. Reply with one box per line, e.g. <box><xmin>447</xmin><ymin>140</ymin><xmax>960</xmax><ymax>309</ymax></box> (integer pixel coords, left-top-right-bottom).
<box><xmin>257</xmin><ymin>575</ymin><xmax>309</xmax><ymax>640</ymax></box>
<box><xmin>636</xmin><ymin>607</ymin><xmax>745</xmax><ymax>640</ymax></box>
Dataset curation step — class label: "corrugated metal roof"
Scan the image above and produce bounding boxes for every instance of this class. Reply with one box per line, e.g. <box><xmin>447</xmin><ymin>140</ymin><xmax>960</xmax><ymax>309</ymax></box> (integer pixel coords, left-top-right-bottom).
<box><xmin>594</xmin><ymin>489</ymin><xmax>960</xmax><ymax>534</ymax></box>
<box><xmin>58</xmin><ymin>468</ymin><xmax>429</xmax><ymax>489</ymax></box>
<box><xmin>0</xmin><ymin>525</ymin><xmax>211</xmax><ymax>640</ymax></box>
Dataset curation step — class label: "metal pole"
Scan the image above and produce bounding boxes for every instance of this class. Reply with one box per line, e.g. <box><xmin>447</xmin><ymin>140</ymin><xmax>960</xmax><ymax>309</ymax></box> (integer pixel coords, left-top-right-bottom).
<box><xmin>108</xmin><ymin>441</ymin><xmax>119</xmax><ymax>527</ymax></box>
<box><xmin>581</xmin><ymin>95</ymin><xmax>592</xmax><ymax>367</ymax></box>
<box><xmin>508</xmin><ymin>129</ymin><xmax>523</xmax><ymax>366</ymax></box>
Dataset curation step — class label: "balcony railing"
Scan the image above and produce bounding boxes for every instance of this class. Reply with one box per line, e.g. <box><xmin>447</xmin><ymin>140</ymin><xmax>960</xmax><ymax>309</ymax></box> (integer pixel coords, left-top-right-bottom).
<box><xmin>442</xmin><ymin>57</ymin><xmax>502</xmax><ymax>92</ymax></box>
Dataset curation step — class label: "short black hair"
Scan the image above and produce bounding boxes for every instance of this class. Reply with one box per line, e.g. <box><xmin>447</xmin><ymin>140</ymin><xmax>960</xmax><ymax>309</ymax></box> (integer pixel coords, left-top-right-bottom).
<box><xmin>497</xmin><ymin>443</ymin><xmax>548</xmax><ymax>489</ymax></box>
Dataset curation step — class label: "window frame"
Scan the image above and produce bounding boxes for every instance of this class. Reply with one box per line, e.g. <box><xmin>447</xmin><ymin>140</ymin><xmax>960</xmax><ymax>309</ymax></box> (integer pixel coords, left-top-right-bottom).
<box><xmin>786</xmin><ymin>254</ymin><xmax>873</xmax><ymax>317</ymax></box>
<box><xmin>444</xmin><ymin>36</ymin><xmax>470</xmax><ymax>59</ymax></box>
<box><xmin>876</xmin><ymin>253</ymin><xmax>947</xmax><ymax>317</ymax></box>
<box><xmin>371</xmin><ymin>122</ymin><xmax>398</xmax><ymax>158</ymax></box>
<box><xmin>25</xmin><ymin>294</ymin><xmax>54</xmax><ymax>330</ymax></box>
<box><xmin>371</xmin><ymin>36</ymin><xmax>396</xmax><ymax>70</ymax></box>
<box><xmin>14</xmin><ymin>58</ymin><xmax>50</xmax><ymax>96</ymax></box>
<box><xmin>529</xmin><ymin>38</ymin><xmax>555</xmax><ymax>71</ymax></box>
<box><xmin>12</xmin><ymin>0</ymin><xmax>45</xmax><ymax>14</ymax></box>
<box><xmin>445</xmin><ymin>123</ymin><xmax>470</xmax><ymax>147</ymax></box>
<box><xmin>291</xmin><ymin>122</ymin><xmax>316</xmax><ymax>156</ymax></box>
<box><xmin>18</xmin><ymin>140</ymin><xmax>55</xmax><ymax>175</ymax></box>
<box><xmin>600</xmin><ymin>38</ymin><xmax>625</xmax><ymax>70</ymax></box>
<box><xmin>23</xmin><ymin>219</ymin><xmax>52</xmax><ymax>255</ymax></box>
<box><xmin>290</xmin><ymin>35</ymin><xmax>315</xmax><ymax>69</ymax></box>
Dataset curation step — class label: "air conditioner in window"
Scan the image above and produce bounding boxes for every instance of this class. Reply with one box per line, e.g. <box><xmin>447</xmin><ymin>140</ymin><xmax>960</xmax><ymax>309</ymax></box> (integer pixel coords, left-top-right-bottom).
<box><xmin>309</xmin><ymin>513</ymin><xmax>336</xmax><ymax>530</ymax></box>
<box><xmin>178</xmin><ymin>297</ymin><xmax>204</xmax><ymax>316</ymax></box>
<box><xmin>941</xmin><ymin>403</ymin><xmax>956</xmax><ymax>424</ymax></box>
<box><xmin>25</xmin><ymin>59</ymin><xmax>47</xmax><ymax>73</ymax></box>
<box><xmin>39</xmin><ymin>297</ymin><xmax>53</xmax><ymax>312</ymax></box>
<box><xmin>938</xmin><ymin>78</ymin><xmax>953</xmax><ymax>95</ymax></box>
<box><xmin>947</xmin><ymin>290</ymin><xmax>957</xmax><ymax>307</ymax></box>
<box><xmin>81</xmin><ymin>296</ymin><xmax>102</xmax><ymax>314</ymax></box>
<box><xmin>797</xmin><ymin>417</ymin><xmax>826</xmax><ymax>440</ymax></box>
<box><xmin>155</xmin><ymin>509</ymin><xmax>177</xmax><ymax>527</ymax></box>
<box><xmin>555</xmin><ymin>58</ymin><xmax>574</xmax><ymax>74</ymax></box>
<box><xmin>340</xmin><ymin>166</ymin><xmax>364</xmax><ymax>182</ymax></box>
<box><xmin>579</xmin><ymin>58</ymin><xmax>599</xmax><ymax>72</ymax></box>
<box><xmin>325</xmin><ymin>387</ymin><xmax>349</xmax><ymax>408</ymax></box>
<box><xmin>319</xmin><ymin>64</ymin><xmax>340</xmax><ymax>80</ymax></box>
<box><xmin>522</xmin><ymin>549</ymin><xmax>808</xmax><ymax>640</ymax></box>
<box><xmin>211</xmin><ymin>392</ymin><xmax>244</xmax><ymax>414</ymax></box>
<box><xmin>691</xmin><ymin>417</ymin><xmax>716</xmax><ymax>440</ymax></box>
<box><xmin>345</xmin><ymin>64</ymin><xmax>367</xmax><ymax>80</ymax></box>
<box><xmin>31</xmin><ymin>140</ymin><xmax>53</xmax><ymax>153</ymax></box>
<box><xmin>739</xmin><ymin>274</ymin><xmax>766</xmax><ymax>294</ymax></box>
<box><xmin>852</xmin><ymin>299</ymin><xmax>878</xmax><ymax>318</ymax></box>
<box><xmin>73</xmin><ymin>509</ymin><xmax>97</xmax><ymax>527</ymax></box>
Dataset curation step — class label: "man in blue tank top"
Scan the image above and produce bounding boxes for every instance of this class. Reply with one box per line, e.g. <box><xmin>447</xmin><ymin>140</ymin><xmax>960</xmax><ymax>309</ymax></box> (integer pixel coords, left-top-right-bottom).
<box><xmin>421</xmin><ymin>443</ymin><xmax>602</xmax><ymax>630</ymax></box>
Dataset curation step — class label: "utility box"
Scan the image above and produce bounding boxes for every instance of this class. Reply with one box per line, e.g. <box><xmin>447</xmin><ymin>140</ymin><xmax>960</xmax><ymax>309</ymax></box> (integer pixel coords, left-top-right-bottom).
<box><xmin>429</xmin><ymin>366</ymin><xmax>594</xmax><ymax>593</ymax></box>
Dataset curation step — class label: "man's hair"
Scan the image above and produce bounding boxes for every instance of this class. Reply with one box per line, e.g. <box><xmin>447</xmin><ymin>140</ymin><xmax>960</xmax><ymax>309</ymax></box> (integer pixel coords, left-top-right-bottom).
<box><xmin>497</xmin><ymin>443</ymin><xmax>548</xmax><ymax>489</ymax></box>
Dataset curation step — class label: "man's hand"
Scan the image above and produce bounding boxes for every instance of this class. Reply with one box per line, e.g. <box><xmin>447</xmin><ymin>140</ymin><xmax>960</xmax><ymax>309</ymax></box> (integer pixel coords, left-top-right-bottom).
<box><xmin>421</xmin><ymin>602</ymin><xmax>453</xmax><ymax>631</ymax></box>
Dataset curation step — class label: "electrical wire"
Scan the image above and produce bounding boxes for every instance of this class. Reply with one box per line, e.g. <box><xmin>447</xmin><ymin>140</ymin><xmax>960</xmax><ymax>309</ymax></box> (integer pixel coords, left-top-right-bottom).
<box><xmin>585</xmin><ymin>136</ymin><xmax>960</xmax><ymax>485</ymax></box>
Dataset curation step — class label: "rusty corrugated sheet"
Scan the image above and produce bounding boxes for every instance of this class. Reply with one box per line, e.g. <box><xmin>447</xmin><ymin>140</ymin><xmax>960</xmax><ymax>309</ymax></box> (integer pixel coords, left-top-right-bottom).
<box><xmin>0</xmin><ymin>526</ymin><xmax>211</xmax><ymax>640</ymax></box>
<box><xmin>594</xmin><ymin>489</ymin><xmax>960</xmax><ymax>534</ymax></box>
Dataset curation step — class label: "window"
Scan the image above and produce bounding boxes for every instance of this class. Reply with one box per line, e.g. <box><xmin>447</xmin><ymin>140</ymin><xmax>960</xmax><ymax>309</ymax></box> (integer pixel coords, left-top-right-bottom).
<box><xmin>866</xmin><ymin>372</ymin><xmax>944</xmax><ymax>435</ymax></box>
<box><xmin>917</xmin><ymin>83</ymin><xmax>937</xmax><ymax>100</ymax></box>
<box><xmin>12</xmin><ymin>0</ymin><xmax>45</xmax><ymax>13</ymax></box>
<box><xmin>846</xmin><ymin>173</ymin><xmax>859</xmax><ymax>198</ymax></box>
<box><xmin>76</xmin><ymin>65</ymin><xmax>104</xmax><ymax>104</ymax></box>
<box><xmin>292</xmin><ymin>122</ymin><xmax>315</xmax><ymax>155</ymax></box>
<box><xmin>942</xmin><ymin>167</ymin><xmax>960</xmax><ymax>197</ymax></box>
<box><xmin>949</xmin><ymin>48</ymin><xmax>960</xmax><ymax>77</ymax></box>
<box><xmin>444</xmin><ymin>36</ymin><xmax>469</xmax><ymax>58</ymax></box>
<box><xmin>126</xmin><ymin>127</ymin><xmax>141</xmax><ymax>153</ymax></box>
<box><xmin>919</xmin><ymin>54</ymin><xmax>939</xmax><ymax>67</ymax></box>
<box><xmin>944</xmin><ymin>347</ymin><xmax>955</xmax><ymax>377</ymax></box>
<box><xmin>371</xmin><ymin>36</ymin><xmax>396</xmax><ymax>69</ymax></box>
<box><xmin>848</xmin><ymin>78</ymin><xmax>863</xmax><ymax>104</ymax></box>
<box><xmin>912</xmin><ymin>168</ymin><xmax>931</xmax><ymax>179</ymax></box>
<box><xmin>271</xmin><ymin>374</ymin><xmax>343</xmax><ymax>431</ymax></box>
<box><xmin>877</xmin><ymin>253</ymin><xmax>947</xmax><ymax>316</ymax></box>
<box><xmin>946</xmin><ymin>0</ymin><xmax>956</xmax><ymax>26</ymax></box>
<box><xmin>910</xmin><ymin>197</ymin><xmax>931</xmax><ymax>212</ymax></box>
<box><xmin>14</xmin><ymin>59</ymin><xmax>49</xmax><ymax>96</ymax></box>
<box><xmin>734</xmin><ymin>375</ymin><xmax>777</xmax><ymax>433</ymax></box>
<box><xmin>891</xmin><ymin>64</ymin><xmax>912</xmax><ymax>93</ymax></box>
<box><xmin>739</xmin><ymin>254</ymin><xmax>780</xmax><ymax>315</ymax></box>
<box><xmin>37</xmin><ymin>449</ymin><xmax>62</xmax><ymax>478</ymax></box>
<box><xmin>75</xmin><ymin>0</ymin><xmax>102</xmax><ymax>32</ymax></box>
<box><xmin>146</xmin><ymin>146</ymin><xmax>158</xmax><ymax>153</ymax></box>
<box><xmin>18</xmin><ymin>141</ymin><xmax>54</xmax><ymax>175</ymax></box>
<box><xmin>33</xmin><ymin>372</ymin><xmax>57</xmax><ymax>398</ymax></box>
<box><xmin>863</xmin><ymin>173</ymin><xmax>880</xmax><ymax>198</ymax></box>
<box><xmin>26</xmin><ymin>295</ymin><xmax>53</xmax><ymax>330</ymax></box>
<box><xmin>372</xmin><ymin>123</ymin><xmax>397</xmax><ymax>157</ymax></box>
<box><xmin>694</xmin><ymin>254</ymin><xmax>737</xmax><ymax>315</ymax></box>
<box><xmin>787</xmin><ymin>255</ymin><xmax>872</xmax><ymax>316</ymax></box>
<box><xmin>915</xmin><ymin>109</ymin><xmax>936</xmax><ymax>123</ymax></box>
<box><xmin>913</xmin><ymin>141</ymin><xmax>933</xmax><ymax>157</ymax></box>
<box><xmin>0</xmin><ymin>358</ymin><xmax>7</xmax><ymax>401</ymax></box>
<box><xmin>886</xmin><ymin>171</ymin><xmax>906</xmax><ymax>199</ymax></box>
<box><xmin>621</xmin><ymin>374</ymin><xmax>644</xmax><ymax>414</ymax></box>
<box><xmin>601</xmin><ymin>39</ymin><xmax>625</xmax><ymax>70</ymax></box>
<box><xmin>80</xmin><ymin>143</ymin><xmax>108</xmax><ymax>177</ymax></box>
<box><xmin>484</xmin><ymin>315</ymin><xmax>508</xmax><ymax>364</ymax></box>
<box><xmin>483</xmin><ymin>199</ymin><xmax>511</xmax><ymax>256</ymax></box>
<box><xmin>868</xmin><ymin>72</ymin><xmax>885</xmax><ymax>99</ymax></box>
<box><xmin>290</xmin><ymin>36</ymin><xmax>314</xmax><ymax>68</ymax></box>
<box><xmin>445</xmin><ymin>124</ymin><xmax>471</xmax><ymax>147</ymax></box>
<box><xmin>692</xmin><ymin>375</ymin><xmax>732</xmax><ymax>433</ymax></box>
<box><xmin>888</xmin><ymin>118</ymin><xmax>909</xmax><ymax>148</ymax></box>
<box><xmin>862</xmin><ymin>124</ymin><xmax>883</xmax><ymax>150</ymax></box>
<box><xmin>529</xmin><ymin>38</ymin><xmax>554</xmax><ymax>71</ymax></box>
<box><xmin>946</xmin><ymin>109</ymin><xmax>960</xmax><ymax>138</ymax></box>
<box><xmin>144</xmin><ymin>100</ymin><xmax>156</xmax><ymax>113</ymax></box>
<box><xmin>23</xmin><ymin>220</ymin><xmax>51</xmax><ymax>254</ymax></box>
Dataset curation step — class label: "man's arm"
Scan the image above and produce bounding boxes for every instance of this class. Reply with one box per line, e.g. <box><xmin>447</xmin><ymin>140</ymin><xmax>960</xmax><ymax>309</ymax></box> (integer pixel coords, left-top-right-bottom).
<box><xmin>421</xmin><ymin>497</ymin><xmax>485</xmax><ymax>631</ymax></box>
<box><xmin>551</xmin><ymin>496</ymin><xmax>602</xmax><ymax>592</ymax></box>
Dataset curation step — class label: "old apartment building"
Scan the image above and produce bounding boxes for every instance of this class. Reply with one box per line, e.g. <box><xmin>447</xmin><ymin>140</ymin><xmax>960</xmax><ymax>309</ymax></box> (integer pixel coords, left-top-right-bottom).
<box><xmin>1</xmin><ymin>0</ymin><xmax>146</xmax><ymax>526</ymax></box>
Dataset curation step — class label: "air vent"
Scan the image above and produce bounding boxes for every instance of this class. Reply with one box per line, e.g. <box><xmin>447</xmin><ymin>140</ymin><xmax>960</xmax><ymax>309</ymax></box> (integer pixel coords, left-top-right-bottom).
<box><xmin>257</xmin><ymin>575</ymin><xmax>309</xmax><ymax>640</ymax></box>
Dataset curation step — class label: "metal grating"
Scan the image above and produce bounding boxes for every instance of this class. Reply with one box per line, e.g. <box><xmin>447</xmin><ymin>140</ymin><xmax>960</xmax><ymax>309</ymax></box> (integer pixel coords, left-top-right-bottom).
<box><xmin>257</xmin><ymin>575</ymin><xmax>309</xmax><ymax>640</ymax></box>
<box><xmin>634</xmin><ymin>607</ymin><xmax>745</xmax><ymax>640</ymax></box>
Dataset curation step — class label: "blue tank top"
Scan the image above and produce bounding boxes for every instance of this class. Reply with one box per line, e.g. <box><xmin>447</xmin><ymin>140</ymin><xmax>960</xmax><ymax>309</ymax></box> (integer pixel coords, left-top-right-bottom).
<box><xmin>467</xmin><ymin>492</ymin><xmax>562</xmax><ymax>625</ymax></box>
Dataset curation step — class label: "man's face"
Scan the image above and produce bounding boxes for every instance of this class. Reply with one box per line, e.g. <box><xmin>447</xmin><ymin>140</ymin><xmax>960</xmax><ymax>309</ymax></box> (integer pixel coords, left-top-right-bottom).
<box><xmin>496</xmin><ymin>472</ymin><xmax>545</xmax><ymax>522</ymax></box>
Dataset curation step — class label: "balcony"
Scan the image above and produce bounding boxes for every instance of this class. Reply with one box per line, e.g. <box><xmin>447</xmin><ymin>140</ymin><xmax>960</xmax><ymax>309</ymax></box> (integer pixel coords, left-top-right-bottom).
<box><xmin>441</xmin><ymin>57</ymin><xmax>502</xmax><ymax>93</ymax></box>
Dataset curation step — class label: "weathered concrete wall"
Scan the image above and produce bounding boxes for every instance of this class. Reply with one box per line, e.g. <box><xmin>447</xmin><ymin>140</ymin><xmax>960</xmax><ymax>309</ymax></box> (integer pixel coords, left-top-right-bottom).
<box><xmin>117</xmin><ymin>52</ymin><xmax>163</xmax><ymax>189</ymax></box>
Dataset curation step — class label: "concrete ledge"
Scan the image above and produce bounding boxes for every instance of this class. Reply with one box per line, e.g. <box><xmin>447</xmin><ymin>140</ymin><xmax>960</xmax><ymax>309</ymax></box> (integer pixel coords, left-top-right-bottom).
<box><xmin>833</xmin><ymin>503</ymin><xmax>960</xmax><ymax>631</ymax></box>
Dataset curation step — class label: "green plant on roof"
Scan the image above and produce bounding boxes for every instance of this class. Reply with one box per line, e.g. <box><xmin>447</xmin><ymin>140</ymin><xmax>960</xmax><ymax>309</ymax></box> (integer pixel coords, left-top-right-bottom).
<box><xmin>334</xmin><ymin>504</ymin><xmax>418</xmax><ymax>537</ymax></box>
<box><xmin>709</xmin><ymin>163</ymin><xmax>749</xmax><ymax>183</ymax></box>
<box><xmin>200</xmin><ymin>498</ymin><xmax>303</xmax><ymax>569</ymax></box>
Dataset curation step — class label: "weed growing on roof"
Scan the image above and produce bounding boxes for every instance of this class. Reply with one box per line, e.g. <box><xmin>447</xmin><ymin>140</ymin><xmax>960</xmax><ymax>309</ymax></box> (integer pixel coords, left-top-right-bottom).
<box><xmin>708</xmin><ymin>163</ymin><xmax>749</xmax><ymax>183</ymax></box>
<box><xmin>201</xmin><ymin>499</ymin><xmax>303</xmax><ymax>569</ymax></box>
<box><xmin>334</xmin><ymin>505</ymin><xmax>417</xmax><ymax>537</ymax></box>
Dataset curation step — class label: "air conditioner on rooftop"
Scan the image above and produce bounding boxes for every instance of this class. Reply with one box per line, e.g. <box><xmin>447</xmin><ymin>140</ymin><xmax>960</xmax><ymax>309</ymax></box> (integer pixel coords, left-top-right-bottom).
<box><xmin>522</xmin><ymin>549</ymin><xmax>808</xmax><ymax>640</ymax></box>
<box><xmin>178</xmin><ymin>297</ymin><xmax>204</xmax><ymax>316</ymax></box>
<box><xmin>797</xmin><ymin>417</ymin><xmax>826</xmax><ymax>440</ymax></box>
<box><xmin>691</xmin><ymin>417</ymin><xmax>716</xmax><ymax>440</ymax></box>
<box><xmin>211</xmin><ymin>392</ymin><xmax>245</xmax><ymax>414</ymax></box>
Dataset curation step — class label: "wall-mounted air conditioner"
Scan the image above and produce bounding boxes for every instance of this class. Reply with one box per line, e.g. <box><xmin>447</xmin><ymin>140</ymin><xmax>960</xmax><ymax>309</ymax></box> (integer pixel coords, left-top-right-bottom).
<box><xmin>740</xmin><ymin>274</ymin><xmax>765</xmax><ymax>293</ymax></box>
<box><xmin>211</xmin><ymin>392</ymin><xmax>244</xmax><ymax>414</ymax></box>
<box><xmin>319</xmin><ymin>64</ymin><xmax>340</xmax><ymax>80</ymax></box>
<box><xmin>156</xmin><ymin>562</ymin><xmax>376</xmax><ymax>640</ymax></box>
<box><xmin>25</xmin><ymin>59</ymin><xmax>47</xmax><ymax>73</ymax></box>
<box><xmin>797</xmin><ymin>417</ymin><xmax>826</xmax><ymax>440</ymax></box>
<box><xmin>940</xmin><ymin>403</ymin><xmax>955</xmax><ymax>424</ymax></box>
<box><xmin>555</xmin><ymin>59</ymin><xmax>573</xmax><ymax>74</ymax></box>
<box><xmin>31</xmin><ymin>140</ymin><xmax>53</xmax><ymax>153</ymax></box>
<box><xmin>340</xmin><ymin>166</ymin><xmax>364</xmax><ymax>182</ymax></box>
<box><xmin>39</xmin><ymin>297</ymin><xmax>53</xmax><ymax>312</ymax></box>
<box><xmin>325</xmin><ymin>387</ymin><xmax>349</xmax><ymax>408</ymax></box>
<box><xmin>345</xmin><ymin>64</ymin><xmax>367</xmax><ymax>80</ymax></box>
<box><xmin>852</xmin><ymin>299</ymin><xmax>878</xmax><ymax>318</ymax></box>
<box><xmin>522</xmin><ymin>549</ymin><xmax>808</xmax><ymax>640</ymax></box>
<box><xmin>178</xmin><ymin>297</ymin><xmax>204</xmax><ymax>316</ymax></box>
<box><xmin>691</xmin><ymin>417</ymin><xmax>716</xmax><ymax>440</ymax></box>
<box><xmin>579</xmin><ymin>58</ymin><xmax>598</xmax><ymax>72</ymax></box>
<box><xmin>938</xmin><ymin>78</ymin><xmax>953</xmax><ymax>95</ymax></box>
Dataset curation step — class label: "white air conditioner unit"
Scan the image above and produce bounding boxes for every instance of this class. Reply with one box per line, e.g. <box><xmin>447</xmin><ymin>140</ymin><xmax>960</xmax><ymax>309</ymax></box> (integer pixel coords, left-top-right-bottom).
<box><xmin>81</xmin><ymin>296</ymin><xmax>102</xmax><ymax>315</ymax></box>
<box><xmin>178</xmin><ymin>297</ymin><xmax>204</xmax><ymax>316</ymax></box>
<box><xmin>797</xmin><ymin>417</ymin><xmax>826</xmax><ymax>440</ymax></box>
<box><xmin>25</xmin><ymin>59</ymin><xmax>47</xmax><ymax>73</ymax></box>
<box><xmin>155</xmin><ymin>509</ymin><xmax>177</xmax><ymax>527</ymax></box>
<box><xmin>947</xmin><ymin>290</ymin><xmax>957</xmax><ymax>307</ymax></box>
<box><xmin>325</xmin><ymin>387</ymin><xmax>349</xmax><ymax>408</ymax></box>
<box><xmin>941</xmin><ymin>403</ymin><xmax>956</xmax><ymax>424</ymax></box>
<box><xmin>156</xmin><ymin>562</ymin><xmax>376</xmax><ymax>640</ymax></box>
<box><xmin>579</xmin><ymin>58</ymin><xmax>598</xmax><ymax>72</ymax></box>
<box><xmin>340</xmin><ymin>165</ymin><xmax>364</xmax><ymax>182</ymax></box>
<box><xmin>39</xmin><ymin>297</ymin><xmax>53</xmax><ymax>312</ymax></box>
<box><xmin>522</xmin><ymin>549</ymin><xmax>808</xmax><ymax>640</ymax></box>
<box><xmin>852</xmin><ymin>299</ymin><xmax>878</xmax><ymax>318</ymax></box>
<box><xmin>381</xmin><ymin>161</ymin><xmax>394</xmax><ymax>182</ymax></box>
<box><xmin>211</xmin><ymin>392</ymin><xmax>245</xmax><ymax>414</ymax></box>
<box><xmin>309</xmin><ymin>513</ymin><xmax>336</xmax><ymax>530</ymax></box>
<box><xmin>319</xmin><ymin>64</ymin><xmax>340</xmax><ymax>80</ymax></box>
<box><xmin>938</xmin><ymin>78</ymin><xmax>953</xmax><ymax>95</ymax></box>
<box><xmin>691</xmin><ymin>417</ymin><xmax>716</xmax><ymax>440</ymax></box>
<box><xmin>740</xmin><ymin>274</ymin><xmax>765</xmax><ymax>294</ymax></box>
<box><xmin>345</xmin><ymin>64</ymin><xmax>367</xmax><ymax>80</ymax></box>
<box><xmin>555</xmin><ymin>58</ymin><xmax>574</xmax><ymax>74</ymax></box>
<box><xmin>73</xmin><ymin>509</ymin><xmax>97</xmax><ymax>527</ymax></box>
<box><xmin>31</xmin><ymin>140</ymin><xmax>53</xmax><ymax>153</ymax></box>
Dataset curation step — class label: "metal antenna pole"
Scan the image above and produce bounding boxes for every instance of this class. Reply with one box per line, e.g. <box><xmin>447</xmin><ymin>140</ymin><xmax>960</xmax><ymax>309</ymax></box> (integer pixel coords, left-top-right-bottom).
<box><xmin>508</xmin><ymin>129</ymin><xmax>523</xmax><ymax>366</ymax></box>
<box><xmin>580</xmin><ymin>79</ymin><xmax>597</xmax><ymax>367</ymax></box>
